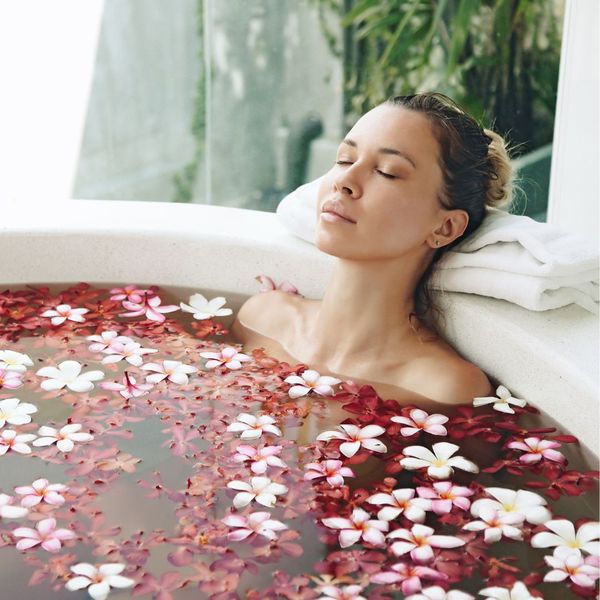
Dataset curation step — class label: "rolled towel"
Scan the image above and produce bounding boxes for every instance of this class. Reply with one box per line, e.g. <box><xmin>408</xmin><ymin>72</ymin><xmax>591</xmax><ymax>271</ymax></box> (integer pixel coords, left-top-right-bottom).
<box><xmin>275</xmin><ymin>175</ymin><xmax>599</xmax><ymax>314</ymax></box>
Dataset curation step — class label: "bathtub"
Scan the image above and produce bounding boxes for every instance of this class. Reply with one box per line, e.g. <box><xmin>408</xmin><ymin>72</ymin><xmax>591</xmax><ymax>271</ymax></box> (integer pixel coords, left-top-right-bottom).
<box><xmin>2</xmin><ymin>198</ymin><xmax>598</xmax><ymax>461</ymax></box>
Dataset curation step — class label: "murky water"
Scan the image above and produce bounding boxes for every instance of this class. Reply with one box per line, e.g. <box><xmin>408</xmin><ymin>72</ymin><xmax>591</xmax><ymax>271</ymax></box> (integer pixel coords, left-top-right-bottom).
<box><xmin>0</xmin><ymin>282</ymin><xmax>597</xmax><ymax>600</ymax></box>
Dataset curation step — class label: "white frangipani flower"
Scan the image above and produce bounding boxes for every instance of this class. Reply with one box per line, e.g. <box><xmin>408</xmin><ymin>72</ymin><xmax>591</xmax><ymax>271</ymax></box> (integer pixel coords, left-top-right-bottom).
<box><xmin>390</xmin><ymin>409</ymin><xmax>449</xmax><ymax>437</ymax></box>
<box><xmin>0</xmin><ymin>493</ymin><xmax>29</xmax><ymax>519</ymax></box>
<box><xmin>400</xmin><ymin>442</ymin><xmax>479</xmax><ymax>479</ymax></box>
<box><xmin>366</xmin><ymin>488</ymin><xmax>431</xmax><ymax>523</ymax></box>
<box><xmin>0</xmin><ymin>397</ymin><xmax>38</xmax><ymax>428</ymax></box>
<box><xmin>543</xmin><ymin>546</ymin><xmax>600</xmax><ymax>587</ymax></box>
<box><xmin>463</xmin><ymin>507</ymin><xmax>524</xmax><ymax>543</ymax></box>
<box><xmin>316</xmin><ymin>424</ymin><xmax>387</xmax><ymax>458</ymax></box>
<box><xmin>406</xmin><ymin>586</ymin><xmax>474</xmax><ymax>600</ymax></box>
<box><xmin>322</xmin><ymin>507</ymin><xmax>389</xmax><ymax>548</ymax></box>
<box><xmin>317</xmin><ymin>584</ymin><xmax>367</xmax><ymax>600</ymax></box>
<box><xmin>530</xmin><ymin>519</ymin><xmax>600</xmax><ymax>556</ymax></box>
<box><xmin>100</xmin><ymin>341</ymin><xmax>158</xmax><ymax>366</ymax></box>
<box><xmin>65</xmin><ymin>562</ymin><xmax>135</xmax><ymax>600</ymax></box>
<box><xmin>226</xmin><ymin>413</ymin><xmax>282</xmax><ymax>439</ymax></box>
<box><xmin>387</xmin><ymin>523</ymin><xmax>465</xmax><ymax>562</ymax></box>
<box><xmin>33</xmin><ymin>424</ymin><xmax>94</xmax><ymax>453</ymax></box>
<box><xmin>478</xmin><ymin>581</ymin><xmax>536</xmax><ymax>600</ymax></box>
<box><xmin>180</xmin><ymin>293</ymin><xmax>233</xmax><ymax>319</ymax></box>
<box><xmin>0</xmin><ymin>350</ymin><xmax>34</xmax><ymax>372</ymax></box>
<box><xmin>221</xmin><ymin>511</ymin><xmax>288</xmax><ymax>541</ymax></box>
<box><xmin>0</xmin><ymin>368</ymin><xmax>24</xmax><ymax>389</ymax></box>
<box><xmin>284</xmin><ymin>369</ymin><xmax>341</xmax><ymax>398</ymax></box>
<box><xmin>470</xmin><ymin>487</ymin><xmax>552</xmax><ymax>525</ymax></box>
<box><xmin>472</xmin><ymin>385</ymin><xmax>526</xmax><ymax>414</ymax></box>
<box><xmin>36</xmin><ymin>360</ymin><xmax>104</xmax><ymax>392</ymax></box>
<box><xmin>200</xmin><ymin>346</ymin><xmax>252</xmax><ymax>370</ymax></box>
<box><xmin>226</xmin><ymin>476</ymin><xmax>288</xmax><ymax>508</ymax></box>
<box><xmin>15</xmin><ymin>478</ymin><xmax>68</xmax><ymax>507</ymax></box>
<box><xmin>40</xmin><ymin>304</ymin><xmax>89</xmax><ymax>325</ymax></box>
<box><xmin>86</xmin><ymin>331</ymin><xmax>134</xmax><ymax>353</ymax></box>
<box><xmin>0</xmin><ymin>429</ymin><xmax>36</xmax><ymax>454</ymax></box>
<box><xmin>140</xmin><ymin>360</ymin><xmax>197</xmax><ymax>385</ymax></box>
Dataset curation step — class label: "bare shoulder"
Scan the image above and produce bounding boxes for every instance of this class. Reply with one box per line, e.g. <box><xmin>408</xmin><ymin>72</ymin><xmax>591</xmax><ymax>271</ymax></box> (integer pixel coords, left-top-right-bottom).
<box><xmin>398</xmin><ymin>352</ymin><xmax>495</xmax><ymax>405</ymax></box>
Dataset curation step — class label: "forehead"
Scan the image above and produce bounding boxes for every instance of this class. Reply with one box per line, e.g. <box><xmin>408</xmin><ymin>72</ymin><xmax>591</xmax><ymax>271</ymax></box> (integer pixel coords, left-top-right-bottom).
<box><xmin>344</xmin><ymin>104</ymin><xmax>441</xmax><ymax>164</ymax></box>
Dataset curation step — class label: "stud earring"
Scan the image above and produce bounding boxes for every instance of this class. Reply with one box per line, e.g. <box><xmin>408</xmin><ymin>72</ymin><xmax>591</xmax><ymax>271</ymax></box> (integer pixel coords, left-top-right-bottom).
<box><xmin>435</xmin><ymin>240</ymin><xmax>440</xmax><ymax>246</ymax></box>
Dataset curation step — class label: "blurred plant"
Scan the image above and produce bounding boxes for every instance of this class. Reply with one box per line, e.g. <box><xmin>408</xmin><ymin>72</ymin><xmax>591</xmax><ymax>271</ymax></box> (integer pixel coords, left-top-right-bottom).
<box><xmin>310</xmin><ymin>0</ymin><xmax>565</xmax><ymax>155</ymax></box>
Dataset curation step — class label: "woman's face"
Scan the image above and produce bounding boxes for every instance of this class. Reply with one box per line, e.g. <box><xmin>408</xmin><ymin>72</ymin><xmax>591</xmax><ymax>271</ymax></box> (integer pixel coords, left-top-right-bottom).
<box><xmin>315</xmin><ymin>103</ymin><xmax>447</xmax><ymax>261</ymax></box>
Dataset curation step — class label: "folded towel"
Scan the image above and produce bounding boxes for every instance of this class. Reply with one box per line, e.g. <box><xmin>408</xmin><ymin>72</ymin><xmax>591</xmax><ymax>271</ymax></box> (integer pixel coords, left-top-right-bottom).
<box><xmin>275</xmin><ymin>176</ymin><xmax>600</xmax><ymax>314</ymax></box>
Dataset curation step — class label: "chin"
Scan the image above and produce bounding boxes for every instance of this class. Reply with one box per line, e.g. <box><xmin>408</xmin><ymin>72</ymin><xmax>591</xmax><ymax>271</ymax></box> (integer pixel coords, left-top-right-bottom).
<box><xmin>315</xmin><ymin>227</ymin><xmax>360</xmax><ymax>259</ymax></box>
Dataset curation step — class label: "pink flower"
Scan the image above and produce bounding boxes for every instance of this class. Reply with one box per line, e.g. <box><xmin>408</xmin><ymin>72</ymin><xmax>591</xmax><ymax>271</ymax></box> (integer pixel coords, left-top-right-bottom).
<box><xmin>100</xmin><ymin>371</ymin><xmax>154</xmax><ymax>399</ymax></box>
<box><xmin>463</xmin><ymin>507</ymin><xmax>524</xmax><ymax>543</ymax></box>
<box><xmin>221</xmin><ymin>511</ymin><xmax>288</xmax><ymax>541</ymax></box>
<box><xmin>0</xmin><ymin>369</ymin><xmax>24</xmax><ymax>390</ymax></box>
<box><xmin>12</xmin><ymin>517</ymin><xmax>76</xmax><ymax>552</ymax></box>
<box><xmin>391</xmin><ymin>409</ymin><xmax>449</xmax><ymax>437</ymax></box>
<box><xmin>387</xmin><ymin>523</ymin><xmax>465</xmax><ymax>563</ymax></box>
<box><xmin>226</xmin><ymin>476</ymin><xmax>288</xmax><ymax>508</ymax></box>
<box><xmin>304</xmin><ymin>460</ymin><xmax>355</xmax><ymax>487</ymax></box>
<box><xmin>321</xmin><ymin>507</ymin><xmax>389</xmax><ymax>548</ymax></box>
<box><xmin>507</xmin><ymin>437</ymin><xmax>565</xmax><ymax>464</ymax></box>
<box><xmin>255</xmin><ymin>275</ymin><xmax>298</xmax><ymax>294</ymax></box>
<box><xmin>317</xmin><ymin>584</ymin><xmax>367</xmax><ymax>600</ymax></box>
<box><xmin>100</xmin><ymin>341</ymin><xmax>158</xmax><ymax>366</ymax></box>
<box><xmin>233</xmin><ymin>444</ymin><xmax>287</xmax><ymax>474</ymax></box>
<box><xmin>416</xmin><ymin>482</ymin><xmax>473</xmax><ymax>514</ymax></box>
<box><xmin>316</xmin><ymin>424</ymin><xmax>387</xmax><ymax>458</ymax></box>
<box><xmin>0</xmin><ymin>429</ymin><xmax>36</xmax><ymax>454</ymax></box>
<box><xmin>366</xmin><ymin>488</ymin><xmax>431</xmax><ymax>523</ymax></box>
<box><xmin>200</xmin><ymin>346</ymin><xmax>252</xmax><ymax>370</ymax></box>
<box><xmin>226</xmin><ymin>413</ymin><xmax>282</xmax><ymax>439</ymax></box>
<box><xmin>543</xmin><ymin>546</ymin><xmax>600</xmax><ymax>587</ymax></box>
<box><xmin>120</xmin><ymin>294</ymin><xmax>179</xmax><ymax>322</ymax></box>
<box><xmin>86</xmin><ymin>330</ymin><xmax>134</xmax><ymax>353</ymax></box>
<box><xmin>370</xmin><ymin>562</ymin><xmax>447</xmax><ymax>595</ymax></box>
<box><xmin>40</xmin><ymin>304</ymin><xmax>88</xmax><ymax>325</ymax></box>
<box><xmin>0</xmin><ymin>493</ymin><xmax>29</xmax><ymax>519</ymax></box>
<box><xmin>110</xmin><ymin>284</ymin><xmax>153</xmax><ymax>303</ymax></box>
<box><xmin>32</xmin><ymin>423</ymin><xmax>93</xmax><ymax>453</ymax></box>
<box><xmin>14</xmin><ymin>478</ymin><xmax>68</xmax><ymax>508</ymax></box>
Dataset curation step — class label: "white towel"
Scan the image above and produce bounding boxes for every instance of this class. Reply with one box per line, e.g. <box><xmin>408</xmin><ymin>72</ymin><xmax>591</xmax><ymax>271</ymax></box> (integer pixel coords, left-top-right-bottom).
<box><xmin>275</xmin><ymin>176</ymin><xmax>600</xmax><ymax>314</ymax></box>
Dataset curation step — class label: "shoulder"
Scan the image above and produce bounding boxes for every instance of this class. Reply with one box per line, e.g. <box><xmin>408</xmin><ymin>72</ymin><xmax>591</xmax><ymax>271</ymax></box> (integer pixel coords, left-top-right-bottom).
<box><xmin>231</xmin><ymin>289</ymin><xmax>295</xmax><ymax>340</ymax></box>
<box><xmin>399</xmin><ymin>353</ymin><xmax>494</xmax><ymax>405</ymax></box>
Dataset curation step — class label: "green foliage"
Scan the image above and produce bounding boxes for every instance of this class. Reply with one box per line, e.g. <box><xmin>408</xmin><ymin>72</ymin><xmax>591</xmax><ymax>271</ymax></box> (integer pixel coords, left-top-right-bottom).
<box><xmin>310</xmin><ymin>0</ymin><xmax>565</xmax><ymax>155</ymax></box>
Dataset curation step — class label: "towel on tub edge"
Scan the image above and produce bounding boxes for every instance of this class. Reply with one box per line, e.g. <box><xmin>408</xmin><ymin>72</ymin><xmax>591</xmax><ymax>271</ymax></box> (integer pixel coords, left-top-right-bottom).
<box><xmin>275</xmin><ymin>175</ymin><xmax>600</xmax><ymax>315</ymax></box>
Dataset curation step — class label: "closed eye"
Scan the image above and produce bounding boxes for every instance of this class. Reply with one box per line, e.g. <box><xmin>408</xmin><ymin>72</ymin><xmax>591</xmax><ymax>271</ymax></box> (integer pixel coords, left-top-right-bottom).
<box><xmin>335</xmin><ymin>160</ymin><xmax>398</xmax><ymax>180</ymax></box>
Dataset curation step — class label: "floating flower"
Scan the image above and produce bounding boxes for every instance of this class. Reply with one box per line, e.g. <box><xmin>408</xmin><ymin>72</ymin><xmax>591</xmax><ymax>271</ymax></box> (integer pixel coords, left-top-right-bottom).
<box><xmin>391</xmin><ymin>409</ymin><xmax>449</xmax><ymax>437</ymax></box>
<box><xmin>470</xmin><ymin>487</ymin><xmax>551</xmax><ymax>525</ymax></box>
<box><xmin>0</xmin><ymin>350</ymin><xmax>34</xmax><ymax>372</ymax></box>
<box><xmin>40</xmin><ymin>304</ymin><xmax>89</xmax><ymax>325</ymax></box>
<box><xmin>406</xmin><ymin>586</ymin><xmax>474</xmax><ymax>600</ymax></box>
<box><xmin>199</xmin><ymin>346</ymin><xmax>252</xmax><ymax>370</ymax></box>
<box><xmin>416</xmin><ymin>482</ymin><xmax>473</xmax><ymax>515</ymax></box>
<box><xmin>15</xmin><ymin>478</ymin><xmax>68</xmax><ymax>507</ymax></box>
<box><xmin>232</xmin><ymin>444</ymin><xmax>287</xmax><ymax>474</ymax></box>
<box><xmin>463</xmin><ymin>507</ymin><xmax>524</xmax><ymax>543</ymax></box>
<box><xmin>543</xmin><ymin>546</ymin><xmax>600</xmax><ymax>587</ymax></box>
<box><xmin>0</xmin><ymin>429</ymin><xmax>36</xmax><ymax>454</ymax></box>
<box><xmin>36</xmin><ymin>360</ymin><xmax>104</xmax><ymax>392</ymax></box>
<box><xmin>317</xmin><ymin>584</ymin><xmax>367</xmax><ymax>600</ymax></box>
<box><xmin>179</xmin><ymin>293</ymin><xmax>233</xmax><ymax>319</ymax></box>
<box><xmin>226</xmin><ymin>413</ymin><xmax>282</xmax><ymax>439</ymax></box>
<box><xmin>33</xmin><ymin>424</ymin><xmax>94</xmax><ymax>453</ymax></box>
<box><xmin>316</xmin><ymin>424</ymin><xmax>387</xmax><ymax>458</ymax></box>
<box><xmin>472</xmin><ymin>385</ymin><xmax>527</xmax><ymax>414</ymax></box>
<box><xmin>12</xmin><ymin>517</ymin><xmax>76</xmax><ymax>552</ymax></box>
<box><xmin>387</xmin><ymin>523</ymin><xmax>465</xmax><ymax>562</ymax></box>
<box><xmin>0</xmin><ymin>493</ymin><xmax>29</xmax><ymax>519</ymax></box>
<box><xmin>283</xmin><ymin>369</ymin><xmax>341</xmax><ymax>398</ymax></box>
<box><xmin>304</xmin><ymin>460</ymin><xmax>355</xmax><ymax>487</ymax></box>
<box><xmin>0</xmin><ymin>397</ymin><xmax>38</xmax><ymax>427</ymax></box>
<box><xmin>478</xmin><ymin>581</ymin><xmax>536</xmax><ymax>600</ymax></box>
<box><xmin>100</xmin><ymin>341</ymin><xmax>158</xmax><ymax>366</ymax></box>
<box><xmin>226</xmin><ymin>476</ymin><xmax>288</xmax><ymax>508</ymax></box>
<box><xmin>120</xmin><ymin>294</ymin><xmax>179</xmax><ymax>322</ymax></box>
<box><xmin>370</xmin><ymin>562</ymin><xmax>447</xmax><ymax>593</ymax></box>
<box><xmin>65</xmin><ymin>562</ymin><xmax>135</xmax><ymax>599</ymax></box>
<box><xmin>255</xmin><ymin>274</ymin><xmax>299</xmax><ymax>294</ymax></box>
<box><xmin>86</xmin><ymin>331</ymin><xmax>134</xmax><ymax>353</ymax></box>
<box><xmin>321</xmin><ymin>507</ymin><xmax>388</xmax><ymax>548</ymax></box>
<box><xmin>100</xmin><ymin>371</ymin><xmax>154</xmax><ymax>399</ymax></box>
<box><xmin>531</xmin><ymin>519</ymin><xmax>600</xmax><ymax>556</ymax></box>
<box><xmin>400</xmin><ymin>442</ymin><xmax>478</xmax><ymax>480</ymax></box>
<box><xmin>221</xmin><ymin>511</ymin><xmax>288</xmax><ymax>541</ymax></box>
<box><xmin>506</xmin><ymin>437</ymin><xmax>565</xmax><ymax>464</ymax></box>
<box><xmin>140</xmin><ymin>360</ymin><xmax>197</xmax><ymax>385</ymax></box>
<box><xmin>0</xmin><ymin>368</ymin><xmax>24</xmax><ymax>389</ymax></box>
<box><xmin>366</xmin><ymin>488</ymin><xmax>431</xmax><ymax>523</ymax></box>
<box><xmin>109</xmin><ymin>284</ymin><xmax>152</xmax><ymax>303</ymax></box>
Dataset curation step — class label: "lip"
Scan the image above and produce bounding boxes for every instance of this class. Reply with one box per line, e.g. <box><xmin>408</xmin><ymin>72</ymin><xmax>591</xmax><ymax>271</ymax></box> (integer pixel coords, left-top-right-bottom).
<box><xmin>321</xmin><ymin>200</ymin><xmax>356</xmax><ymax>223</ymax></box>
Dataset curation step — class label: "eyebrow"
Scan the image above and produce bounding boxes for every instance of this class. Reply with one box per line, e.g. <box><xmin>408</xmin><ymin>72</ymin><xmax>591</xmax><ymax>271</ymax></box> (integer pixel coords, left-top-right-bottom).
<box><xmin>340</xmin><ymin>138</ymin><xmax>417</xmax><ymax>169</ymax></box>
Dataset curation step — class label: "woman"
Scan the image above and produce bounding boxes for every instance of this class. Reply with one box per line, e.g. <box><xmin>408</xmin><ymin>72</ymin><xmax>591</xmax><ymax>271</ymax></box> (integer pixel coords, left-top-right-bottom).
<box><xmin>232</xmin><ymin>92</ymin><xmax>514</xmax><ymax>409</ymax></box>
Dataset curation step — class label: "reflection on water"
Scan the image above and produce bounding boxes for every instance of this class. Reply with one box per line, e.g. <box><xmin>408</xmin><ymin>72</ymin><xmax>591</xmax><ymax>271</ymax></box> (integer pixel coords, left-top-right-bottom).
<box><xmin>0</xmin><ymin>282</ymin><xmax>597</xmax><ymax>599</ymax></box>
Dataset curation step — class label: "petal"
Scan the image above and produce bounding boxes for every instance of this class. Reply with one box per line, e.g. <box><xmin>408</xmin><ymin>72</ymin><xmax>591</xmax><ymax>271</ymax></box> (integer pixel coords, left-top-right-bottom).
<box><xmin>88</xmin><ymin>581</ymin><xmax>111</xmax><ymax>600</ymax></box>
<box><xmin>339</xmin><ymin>441</ymin><xmax>361</xmax><ymax>457</ymax></box>
<box><xmin>65</xmin><ymin>576</ymin><xmax>93</xmax><ymax>591</ymax></box>
<box><xmin>339</xmin><ymin>529</ymin><xmax>363</xmax><ymax>548</ymax></box>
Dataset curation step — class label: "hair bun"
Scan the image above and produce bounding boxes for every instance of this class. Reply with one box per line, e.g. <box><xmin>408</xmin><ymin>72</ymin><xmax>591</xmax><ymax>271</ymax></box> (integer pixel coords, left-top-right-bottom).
<box><xmin>483</xmin><ymin>128</ymin><xmax>514</xmax><ymax>210</ymax></box>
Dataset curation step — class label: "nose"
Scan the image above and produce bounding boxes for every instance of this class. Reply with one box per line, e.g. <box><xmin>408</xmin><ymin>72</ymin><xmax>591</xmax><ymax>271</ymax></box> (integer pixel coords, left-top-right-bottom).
<box><xmin>333</xmin><ymin>167</ymin><xmax>361</xmax><ymax>199</ymax></box>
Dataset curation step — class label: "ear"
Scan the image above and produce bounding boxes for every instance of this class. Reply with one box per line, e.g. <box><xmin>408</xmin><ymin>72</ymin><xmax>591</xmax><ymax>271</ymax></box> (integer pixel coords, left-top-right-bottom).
<box><xmin>428</xmin><ymin>209</ymin><xmax>469</xmax><ymax>249</ymax></box>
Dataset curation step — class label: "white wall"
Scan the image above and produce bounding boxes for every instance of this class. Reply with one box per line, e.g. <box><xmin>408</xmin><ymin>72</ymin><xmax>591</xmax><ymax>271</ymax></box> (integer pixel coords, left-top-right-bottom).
<box><xmin>547</xmin><ymin>0</ymin><xmax>599</xmax><ymax>244</ymax></box>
